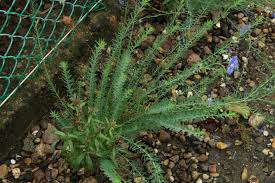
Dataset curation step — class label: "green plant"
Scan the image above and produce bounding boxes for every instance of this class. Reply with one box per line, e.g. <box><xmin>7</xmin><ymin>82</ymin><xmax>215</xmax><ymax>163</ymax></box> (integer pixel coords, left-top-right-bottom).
<box><xmin>51</xmin><ymin>0</ymin><xmax>274</xmax><ymax>182</ymax></box>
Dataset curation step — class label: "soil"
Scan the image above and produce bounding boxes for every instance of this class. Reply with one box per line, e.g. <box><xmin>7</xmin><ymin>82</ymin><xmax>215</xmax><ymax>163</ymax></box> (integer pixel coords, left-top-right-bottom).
<box><xmin>140</xmin><ymin>122</ymin><xmax>275</xmax><ymax>183</ymax></box>
<box><xmin>0</xmin><ymin>0</ymin><xmax>121</xmax><ymax>161</ymax></box>
<box><xmin>0</xmin><ymin>1</ymin><xmax>274</xmax><ymax>183</ymax></box>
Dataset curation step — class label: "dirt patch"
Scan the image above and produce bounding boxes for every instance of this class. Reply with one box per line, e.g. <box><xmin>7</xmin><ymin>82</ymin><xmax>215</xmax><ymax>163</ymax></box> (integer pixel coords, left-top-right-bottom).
<box><xmin>0</xmin><ymin>0</ymin><xmax>122</xmax><ymax>161</ymax></box>
<box><xmin>0</xmin><ymin>1</ymin><xmax>274</xmax><ymax>183</ymax></box>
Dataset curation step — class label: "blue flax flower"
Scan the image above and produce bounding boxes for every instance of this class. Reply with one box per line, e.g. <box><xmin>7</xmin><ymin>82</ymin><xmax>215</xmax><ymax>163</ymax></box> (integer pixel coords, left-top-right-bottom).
<box><xmin>272</xmin><ymin>12</ymin><xmax>275</xmax><ymax>19</ymax></box>
<box><xmin>240</xmin><ymin>24</ymin><xmax>251</xmax><ymax>36</ymax></box>
<box><xmin>226</xmin><ymin>56</ymin><xmax>238</xmax><ymax>75</ymax></box>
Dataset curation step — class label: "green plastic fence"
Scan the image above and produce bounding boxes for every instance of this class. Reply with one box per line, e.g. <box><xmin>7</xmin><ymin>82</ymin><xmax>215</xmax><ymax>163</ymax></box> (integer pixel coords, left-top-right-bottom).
<box><xmin>0</xmin><ymin>0</ymin><xmax>103</xmax><ymax>104</ymax></box>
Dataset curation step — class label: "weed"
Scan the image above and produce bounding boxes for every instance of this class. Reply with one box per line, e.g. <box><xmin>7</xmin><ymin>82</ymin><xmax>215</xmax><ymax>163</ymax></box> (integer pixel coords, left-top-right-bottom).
<box><xmin>51</xmin><ymin>0</ymin><xmax>274</xmax><ymax>182</ymax></box>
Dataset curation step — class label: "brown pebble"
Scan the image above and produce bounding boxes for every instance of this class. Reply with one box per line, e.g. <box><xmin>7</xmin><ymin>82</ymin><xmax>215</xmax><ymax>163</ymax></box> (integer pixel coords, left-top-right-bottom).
<box><xmin>83</xmin><ymin>176</ymin><xmax>98</xmax><ymax>183</ymax></box>
<box><xmin>207</xmin><ymin>35</ymin><xmax>213</xmax><ymax>43</ymax></box>
<box><xmin>185</xmin><ymin>79</ymin><xmax>194</xmax><ymax>85</ymax></box>
<box><xmin>258</xmin><ymin>41</ymin><xmax>265</xmax><ymax>48</ymax></box>
<box><xmin>24</xmin><ymin>158</ymin><xmax>32</xmax><ymax>166</ymax></box>
<box><xmin>197</xmin><ymin>154</ymin><xmax>208</xmax><ymax>162</ymax></box>
<box><xmin>51</xmin><ymin>168</ymin><xmax>59</xmax><ymax>179</ymax></box>
<box><xmin>163</xmin><ymin>159</ymin><xmax>169</xmax><ymax>166</ymax></box>
<box><xmin>213</xmin><ymin>36</ymin><xmax>220</xmax><ymax>43</ymax></box>
<box><xmin>166</xmin><ymin>169</ymin><xmax>172</xmax><ymax>177</ymax></box>
<box><xmin>169</xmin><ymin>161</ymin><xmax>175</xmax><ymax>169</ymax></box>
<box><xmin>194</xmin><ymin>74</ymin><xmax>202</xmax><ymax>80</ymax></box>
<box><xmin>108</xmin><ymin>15</ymin><xmax>118</xmax><ymax>28</ymax></box>
<box><xmin>248</xmin><ymin>80</ymin><xmax>256</xmax><ymax>87</ymax></box>
<box><xmin>216</xmin><ymin>142</ymin><xmax>228</xmax><ymax>150</ymax></box>
<box><xmin>57</xmin><ymin>175</ymin><xmax>65</xmax><ymax>182</ymax></box>
<box><xmin>154</xmin><ymin>58</ymin><xmax>162</xmax><ymax>65</ymax></box>
<box><xmin>31</xmin><ymin>125</ymin><xmax>40</xmax><ymax>133</ymax></box>
<box><xmin>209</xmin><ymin>164</ymin><xmax>217</xmax><ymax>173</ymax></box>
<box><xmin>263</xmin><ymin>28</ymin><xmax>269</xmax><ymax>33</ymax></box>
<box><xmin>170</xmin><ymin>155</ymin><xmax>179</xmax><ymax>163</ymax></box>
<box><xmin>33</xmin><ymin>169</ymin><xmax>45</xmax><ymax>182</ymax></box>
<box><xmin>210</xmin><ymin>173</ymin><xmax>220</xmax><ymax>177</ymax></box>
<box><xmin>187</xmin><ymin>52</ymin><xmax>201</xmax><ymax>66</ymax></box>
<box><xmin>203</xmin><ymin>46</ymin><xmax>212</xmax><ymax>54</ymax></box>
<box><xmin>234</xmin><ymin>71</ymin><xmax>241</xmax><ymax>79</ymax></box>
<box><xmin>143</xmin><ymin>74</ymin><xmax>152</xmax><ymax>83</ymax></box>
<box><xmin>253</xmin><ymin>28</ymin><xmax>262</xmax><ymax>36</ymax></box>
<box><xmin>159</xmin><ymin>130</ymin><xmax>171</xmax><ymax>143</ymax></box>
<box><xmin>61</xmin><ymin>16</ymin><xmax>73</xmax><ymax>28</ymax></box>
<box><xmin>192</xmin><ymin>171</ymin><xmax>201</xmax><ymax>180</ymax></box>
<box><xmin>0</xmin><ymin>164</ymin><xmax>8</xmax><ymax>179</ymax></box>
<box><xmin>237</xmin><ymin>13</ymin><xmax>244</xmax><ymax>19</ymax></box>
<box><xmin>239</xmin><ymin>87</ymin><xmax>245</xmax><ymax>92</ymax></box>
<box><xmin>255</xmin><ymin>7</ymin><xmax>263</xmax><ymax>14</ymax></box>
<box><xmin>161</xmin><ymin>38</ymin><xmax>173</xmax><ymax>53</ymax></box>
<box><xmin>42</xmin><ymin>123</ymin><xmax>60</xmax><ymax>145</ymax></box>
<box><xmin>40</xmin><ymin>120</ymin><xmax>48</xmax><ymax>130</ymax></box>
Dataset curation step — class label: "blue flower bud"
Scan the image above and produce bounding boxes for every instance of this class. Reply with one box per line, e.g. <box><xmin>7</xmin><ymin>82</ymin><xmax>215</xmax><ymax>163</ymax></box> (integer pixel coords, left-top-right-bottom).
<box><xmin>240</xmin><ymin>24</ymin><xmax>251</xmax><ymax>36</ymax></box>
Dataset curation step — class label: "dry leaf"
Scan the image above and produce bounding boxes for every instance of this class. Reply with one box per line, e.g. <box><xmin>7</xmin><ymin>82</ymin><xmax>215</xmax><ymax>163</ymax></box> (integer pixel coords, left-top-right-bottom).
<box><xmin>61</xmin><ymin>16</ymin><xmax>73</xmax><ymax>27</ymax></box>
<box><xmin>241</xmin><ymin>167</ymin><xmax>248</xmax><ymax>180</ymax></box>
<box><xmin>272</xmin><ymin>137</ymin><xmax>275</xmax><ymax>149</ymax></box>
<box><xmin>225</xmin><ymin>103</ymin><xmax>250</xmax><ymax>119</ymax></box>
<box><xmin>216</xmin><ymin>142</ymin><xmax>228</xmax><ymax>150</ymax></box>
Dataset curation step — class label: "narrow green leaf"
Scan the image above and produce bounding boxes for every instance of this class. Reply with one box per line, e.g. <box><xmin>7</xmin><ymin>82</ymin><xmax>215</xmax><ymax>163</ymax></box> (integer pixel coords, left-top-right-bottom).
<box><xmin>100</xmin><ymin>159</ymin><xmax>121</xmax><ymax>183</ymax></box>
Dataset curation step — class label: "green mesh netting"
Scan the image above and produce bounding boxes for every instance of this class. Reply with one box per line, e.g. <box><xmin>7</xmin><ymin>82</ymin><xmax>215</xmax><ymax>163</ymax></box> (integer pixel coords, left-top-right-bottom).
<box><xmin>0</xmin><ymin>0</ymin><xmax>103</xmax><ymax>104</ymax></box>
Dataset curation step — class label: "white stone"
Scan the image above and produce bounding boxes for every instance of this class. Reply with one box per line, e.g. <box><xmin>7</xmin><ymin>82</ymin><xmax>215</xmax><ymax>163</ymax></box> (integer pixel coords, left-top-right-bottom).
<box><xmin>170</xmin><ymin>176</ymin><xmax>175</xmax><ymax>182</ymax></box>
<box><xmin>241</xmin><ymin>56</ymin><xmax>248</xmax><ymax>62</ymax></box>
<box><xmin>187</xmin><ymin>91</ymin><xmax>193</xmax><ymax>98</ymax></box>
<box><xmin>106</xmin><ymin>46</ymin><xmax>111</xmax><ymax>54</ymax></box>
<box><xmin>232</xmin><ymin>36</ymin><xmax>239</xmax><ymax>43</ymax></box>
<box><xmin>239</xmin><ymin>87</ymin><xmax>245</xmax><ymax>92</ymax></box>
<box><xmin>196</xmin><ymin>178</ymin><xmax>203</xmax><ymax>183</ymax></box>
<box><xmin>222</xmin><ymin>54</ymin><xmax>229</xmax><ymax>60</ymax></box>
<box><xmin>177</xmin><ymin>90</ymin><xmax>183</xmax><ymax>95</ymax></box>
<box><xmin>156</xmin><ymin>140</ymin><xmax>161</xmax><ymax>145</ymax></box>
<box><xmin>262</xmin><ymin>148</ymin><xmax>270</xmax><ymax>156</ymax></box>
<box><xmin>32</xmin><ymin>130</ymin><xmax>39</xmax><ymax>136</ymax></box>
<box><xmin>12</xmin><ymin>168</ymin><xmax>21</xmax><ymax>179</ymax></box>
<box><xmin>263</xmin><ymin>130</ymin><xmax>269</xmax><ymax>137</ymax></box>
<box><xmin>10</xmin><ymin>159</ymin><xmax>16</xmax><ymax>165</ymax></box>
<box><xmin>220</xmin><ymin>83</ymin><xmax>226</xmax><ymax>88</ymax></box>
<box><xmin>203</xmin><ymin>174</ymin><xmax>210</xmax><ymax>180</ymax></box>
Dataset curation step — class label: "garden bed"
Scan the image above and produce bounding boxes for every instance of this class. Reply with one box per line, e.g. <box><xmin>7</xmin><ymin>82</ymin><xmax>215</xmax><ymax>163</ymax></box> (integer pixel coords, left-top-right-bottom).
<box><xmin>0</xmin><ymin>1</ymin><xmax>274</xmax><ymax>183</ymax></box>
